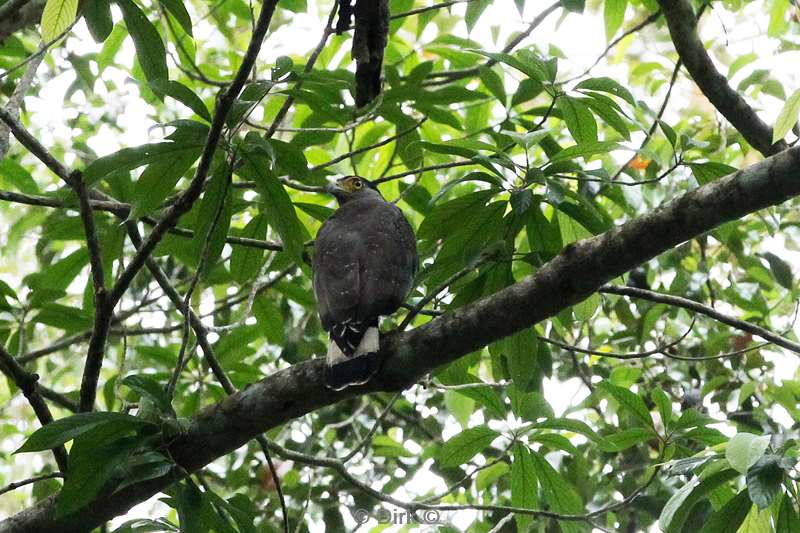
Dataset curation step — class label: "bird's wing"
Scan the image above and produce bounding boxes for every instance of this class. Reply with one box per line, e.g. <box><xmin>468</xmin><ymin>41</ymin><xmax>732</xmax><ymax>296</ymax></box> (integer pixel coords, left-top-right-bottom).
<box><xmin>355</xmin><ymin>202</ymin><xmax>418</xmax><ymax>321</ymax></box>
<box><xmin>313</xmin><ymin>215</ymin><xmax>362</xmax><ymax>331</ymax></box>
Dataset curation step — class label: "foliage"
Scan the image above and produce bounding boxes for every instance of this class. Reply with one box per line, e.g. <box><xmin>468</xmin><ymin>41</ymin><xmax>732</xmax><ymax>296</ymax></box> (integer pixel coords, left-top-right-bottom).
<box><xmin>1</xmin><ymin>0</ymin><xmax>800</xmax><ymax>531</ymax></box>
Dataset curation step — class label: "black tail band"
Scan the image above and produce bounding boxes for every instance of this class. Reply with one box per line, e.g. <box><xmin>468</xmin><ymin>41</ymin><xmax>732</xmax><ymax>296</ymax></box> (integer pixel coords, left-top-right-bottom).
<box><xmin>325</xmin><ymin>352</ymin><xmax>379</xmax><ymax>391</ymax></box>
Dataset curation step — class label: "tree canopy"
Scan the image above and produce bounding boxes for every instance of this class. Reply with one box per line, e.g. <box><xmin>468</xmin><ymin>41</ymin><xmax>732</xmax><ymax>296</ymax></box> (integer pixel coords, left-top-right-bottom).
<box><xmin>1</xmin><ymin>0</ymin><xmax>800</xmax><ymax>532</ymax></box>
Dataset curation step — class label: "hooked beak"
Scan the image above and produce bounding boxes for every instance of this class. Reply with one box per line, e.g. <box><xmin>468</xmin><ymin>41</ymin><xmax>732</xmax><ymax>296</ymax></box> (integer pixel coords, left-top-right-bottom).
<box><xmin>325</xmin><ymin>178</ymin><xmax>345</xmax><ymax>195</ymax></box>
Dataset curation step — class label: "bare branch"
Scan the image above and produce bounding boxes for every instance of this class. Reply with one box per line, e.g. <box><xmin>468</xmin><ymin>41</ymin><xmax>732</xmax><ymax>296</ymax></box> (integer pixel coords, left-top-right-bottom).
<box><xmin>656</xmin><ymin>0</ymin><xmax>788</xmax><ymax>156</ymax></box>
<box><xmin>599</xmin><ymin>285</ymin><xmax>800</xmax><ymax>354</ymax></box>
<box><xmin>0</xmin><ymin>473</ymin><xmax>63</xmax><ymax>498</ymax></box>
<box><xmin>0</xmin><ymin>50</ymin><xmax>43</xmax><ymax>159</ymax></box>
<box><xmin>72</xmin><ymin>172</ymin><xmax>106</xmax><ymax>295</ymax></box>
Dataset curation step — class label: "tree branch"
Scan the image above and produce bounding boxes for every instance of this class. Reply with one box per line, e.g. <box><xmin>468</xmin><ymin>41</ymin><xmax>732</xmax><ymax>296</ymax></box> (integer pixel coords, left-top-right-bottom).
<box><xmin>0</xmin><ymin>0</ymin><xmax>42</xmax><ymax>42</ymax></box>
<box><xmin>599</xmin><ymin>285</ymin><xmax>800</xmax><ymax>354</ymax></box>
<box><xmin>0</xmin><ymin>345</ymin><xmax>69</xmax><ymax>471</ymax></box>
<box><xmin>4</xmin><ymin>142</ymin><xmax>800</xmax><ymax>531</ymax></box>
<box><xmin>656</xmin><ymin>0</ymin><xmax>788</xmax><ymax>156</ymax></box>
<box><xmin>108</xmin><ymin>0</ymin><xmax>280</xmax><ymax>308</ymax></box>
<box><xmin>424</xmin><ymin>1</ymin><xmax>562</xmax><ymax>84</ymax></box>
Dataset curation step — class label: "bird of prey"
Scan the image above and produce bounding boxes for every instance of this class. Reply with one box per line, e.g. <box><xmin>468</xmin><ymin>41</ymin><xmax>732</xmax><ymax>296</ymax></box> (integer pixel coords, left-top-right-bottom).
<box><xmin>313</xmin><ymin>176</ymin><xmax>418</xmax><ymax>390</ymax></box>
<box><xmin>335</xmin><ymin>0</ymin><xmax>390</xmax><ymax>107</ymax></box>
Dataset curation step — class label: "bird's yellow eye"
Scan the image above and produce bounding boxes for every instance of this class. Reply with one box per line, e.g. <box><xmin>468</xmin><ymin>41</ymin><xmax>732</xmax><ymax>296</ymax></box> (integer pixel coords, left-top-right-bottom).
<box><xmin>353</xmin><ymin>179</ymin><xmax>363</xmax><ymax>189</ymax></box>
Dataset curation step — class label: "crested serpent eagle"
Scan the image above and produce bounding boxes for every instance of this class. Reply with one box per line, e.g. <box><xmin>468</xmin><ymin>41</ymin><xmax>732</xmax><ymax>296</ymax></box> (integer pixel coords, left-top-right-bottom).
<box><xmin>313</xmin><ymin>176</ymin><xmax>418</xmax><ymax>390</ymax></box>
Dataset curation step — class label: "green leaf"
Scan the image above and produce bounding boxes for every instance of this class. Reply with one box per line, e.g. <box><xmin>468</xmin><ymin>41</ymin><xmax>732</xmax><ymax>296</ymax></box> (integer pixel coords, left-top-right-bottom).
<box><xmin>548</xmin><ymin>141</ymin><xmax>622</xmax><ymax>163</ymax></box>
<box><xmin>573</xmin><ymin>292</ymin><xmax>600</xmax><ymax>321</ymax></box>
<box><xmin>0</xmin><ymin>159</ymin><xmax>39</xmax><ymax>194</ymax></box>
<box><xmin>190</xmin><ymin>162</ymin><xmax>231</xmax><ymax>274</ymax></box>
<box><xmin>703</xmin><ymin>489</ymin><xmax>752</xmax><ymax>533</ymax></box>
<box><xmin>557</xmin><ymin>96</ymin><xmax>598</xmax><ymax>143</ymax></box>
<box><xmin>773</xmin><ymin>89</ymin><xmax>800</xmax><ymax>143</ymax></box>
<box><xmin>437</xmin><ymin>425</ymin><xmax>498</xmax><ymax>468</ymax></box>
<box><xmin>239</xmin><ymin>153</ymin><xmax>306</xmax><ymax>262</ymax></box>
<box><xmin>268</xmin><ymin>139</ymin><xmax>310</xmax><ymax>180</ymax></box>
<box><xmin>529</xmin><ymin>451</ymin><xmax>584</xmax><ymax>533</ymax></box>
<box><xmin>658</xmin><ymin>469</ymin><xmax>739</xmax><ymax>533</ymax></box>
<box><xmin>689</xmin><ymin>161</ymin><xmax>737</xmax><ymax>185</ymax></box>
<box><xmin>603</xmin><ymin>427</ymin><xmax>652</xmax><ymax>450</ymax></box>
<box><xmin>582</xmin><ymin>96</ymin><xmax>630</xmax><ymax>140</ymax></box>
<box><xmin>230</xmin><ymin>214</ymin><xmax>269</xmax><ymax>284</ymax></box>
<box><xmin>511</xmin><ymin>443</ymin><xmax>538</xmax><ymax>532</ymax></box>
<box><xmin>777</xmin><ymin>493</ymin><xmax>800</xmax><ymax>532</ymax></box>
<box><xmin>760</xmin><ymin>252</ymin><xmax>793</xmax><ymax>289</ymax></box>
<box><xmin>476</xmin><ymin>461</ymin><xmax>509</xmax><ymax>491</ymax></box>
<box><xmin>603</xmin><ymin>0</ymin><xmax>627</xmax><ymax>41</ymax></box>
<box><xmin>57</xmin><ymin>434</ymin><xmax>139</xmax><ymax>516</ymax></box>
<box><xmin>597</xmin><ymin>381</ymin><xmax>653</xmax><ymax>430</ymax></box>
<box><xmin>746</xmin><ymin>454</ymin><xmax>784</xmax><ymax>509</ymax></box>
<box><xmin>418</xmin><ymin>190</ymin><xmax>496</xmax><ymax>240</ymax></box>
<box><xmin>150</xmin><ymin>80</ymin><xmax>211</xmax><ymax>121</ymax></box>
<box><xmin>726</xmin><ymin>432</ymin><xmax>771</xmax><ymax>474</ymax></box>
<box><xmin>175</xmin><ymin>480</ymin><xmax>208</xmax><ymax>533</ymax></box>
<box><xmin>252</xmin><ymin>296</ymin><xmax>285</xmax><ymax>345</ymax></box>
<box><xmin>454</xmin><ymin>384</ymin><xmax>506</xmax><ymax>421</ymax></box>
<box><xmin>84</xmin><ymin>141</ymin><xmax>204</xmax><ymax>185</ymax></box>
<box><xmin>121</xmin><ymin>375</ymin><xmax>174</xmax><ymax>415</ymax></box>
<box><xmin>115</xmin><ymin>452</ymin><xmax>173</xmax><ymax>492</ymax></box>
<box><xmin>651</xmin><ymin>388</ymin><xmax>673</xmax><ymax>428</ymax></box>
<box><xmin>15</xmin><ymin>412</ymin><xmax>152</xmax><ymax>453</ymax></box>
<box><xmin>768</xmin><ymin>0</ymin><xmax>790</xmax><ymax>37</ymax></box>
<box><xmin>119</xmin><ymin>0</ymin><xmax>168</xmax><ymax>82</ymax></box>
<box><xmin>97</xmin><ymin>24</ymin><xmax>127</xmax><ymax>72</ymax></box>
<box><xmin>738</xmin><ymin>505</ymin><xmax>772</xmax><ymax>533</ymax></box>
<box><xmin>529</xmin><ymin>417</ymin><xmax>615</xmax><ymax>450</ymax></box>
<box><xmin>576</xmin><ymin>77</ymin><xmax>636</xmax><ymax>107</ymax></box>
<box><xmin>295</xmin><ymin>202</ymin><xmax>334</xmax><ymax>223</ymax></box>
<box><xmin>41</xmin><ymin>0</ymin><xmax>78</xmax><ymax>42</ymax></box>
<box><xmin>465</xmin><ymin>0</ymin><xmax>491</xmax><ymax>32</ymax></box>
<box><xmin>131</xmin><ymin>145</ymin><xmax>203</xmax><ymax>218</ymax></box>
<box><xmin>503</xmin><ymin>328</ymin><xmax>540</xmax><ymax>392</ymax></box>
<box><xmin>26</xmin><ymin>248</ymin><xmax>88</xmax><ymax>291</ymax></box>
<box><xmin>471</xmin><ymin>50</ymin><xmax>546</xmax><ymax>81</ymax></box>
<box><xmin>32</xmin><ymin>304</ymin><xmax>92</xmax><ymax>331</ymax></box>
<box><xmin>84</xmin><ymin>0</ymin><xmax>113</xmax><ymax>42</ymax></box>
<box><xmin>406</xmin><ymin>61</ymin><xmax>434</xmax><ymax>85</ymax></box>
<box><xmin>479</xmin><ymin>65</ymin><xmax>506</xmax><ymax>105</ymax></box>
<box><xmin>160</xmin><ymin>0</ymin><xmax>193</xmax><ymax>36</ymax></box>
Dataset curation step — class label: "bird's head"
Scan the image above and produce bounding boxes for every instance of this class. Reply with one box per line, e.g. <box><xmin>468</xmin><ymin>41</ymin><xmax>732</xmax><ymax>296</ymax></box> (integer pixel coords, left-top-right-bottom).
<box><xmin>325</xmin><ymin>175</ymin><xmax>383</xmax><ymax>204</ymax></box>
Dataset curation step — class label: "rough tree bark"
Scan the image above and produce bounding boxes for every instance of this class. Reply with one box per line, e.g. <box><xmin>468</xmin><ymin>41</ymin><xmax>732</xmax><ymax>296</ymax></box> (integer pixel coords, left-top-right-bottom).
<box><xmin>2</xmin><ymin>142</ymin><xmax>800</xmax><ymax>533</ymax></box>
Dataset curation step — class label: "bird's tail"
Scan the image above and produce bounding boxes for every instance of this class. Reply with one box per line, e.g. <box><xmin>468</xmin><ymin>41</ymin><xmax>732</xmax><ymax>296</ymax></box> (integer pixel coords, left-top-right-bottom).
<box><xmin>325</xmin><ymin>322</ymin><xmax>380</xmax><ymax>391</ymax></box>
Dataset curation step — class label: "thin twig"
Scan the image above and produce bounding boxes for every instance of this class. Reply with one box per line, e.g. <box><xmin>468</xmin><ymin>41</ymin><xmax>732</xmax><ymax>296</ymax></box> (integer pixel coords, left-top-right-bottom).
<box><xmin>0</xmin><ymin>345</ymin><xmax>69</xmax><ymax>471</ymax></box>
<box><xmin>0</xmin><ymin>49</ymin><xmax>43</xmax><ymax>159</ymax></box>
<box><xmin>600</xmin><ymin>285</ymin><xmax>800</xmax><ymax>354</ymax></box>
<box><xmin>108</xmin><ymin>0</ymin><xmax>281</xmax><ymax>308</ymax></box>
<box><xmin>424</xmin><ymin>1</ymin><xmax>562</xmax><ymax>85</ymax></box>
<box><xmin>264</xmin><ymin>2</ymin><xmax>338</xmax><ymax>138</ymax></box>
<box><xmin>341</xmin><ymin>392</ymin><xmax>401</xmax><ymax>462</ymax></box>
<box><xmin>539</xmin><ymin>319</ymin><xmax>695</xmax><ymax>360</ymax></box>
<box><xmin>311</xmin><ymin>117</ymin><xmax>427</xmax><ymax>172</ymax></box>
<box><xmin>560</xmin><ymin>10</ymin><xmax>662</xmax><ymax>84</ymax></box>
<box><xmin>125</xmin><ymin>223</ymin><xmax>290</xmax><ymax>533</ymax></box>
<box><xmin>0</xmin><ymin>473</ymin><xmax>64</xmax><ymax>497</ymax></box>
<box><xmin>399</xmin><ymin>252</ymin><xmax>498</xmax><ymax>330</ymax></box>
